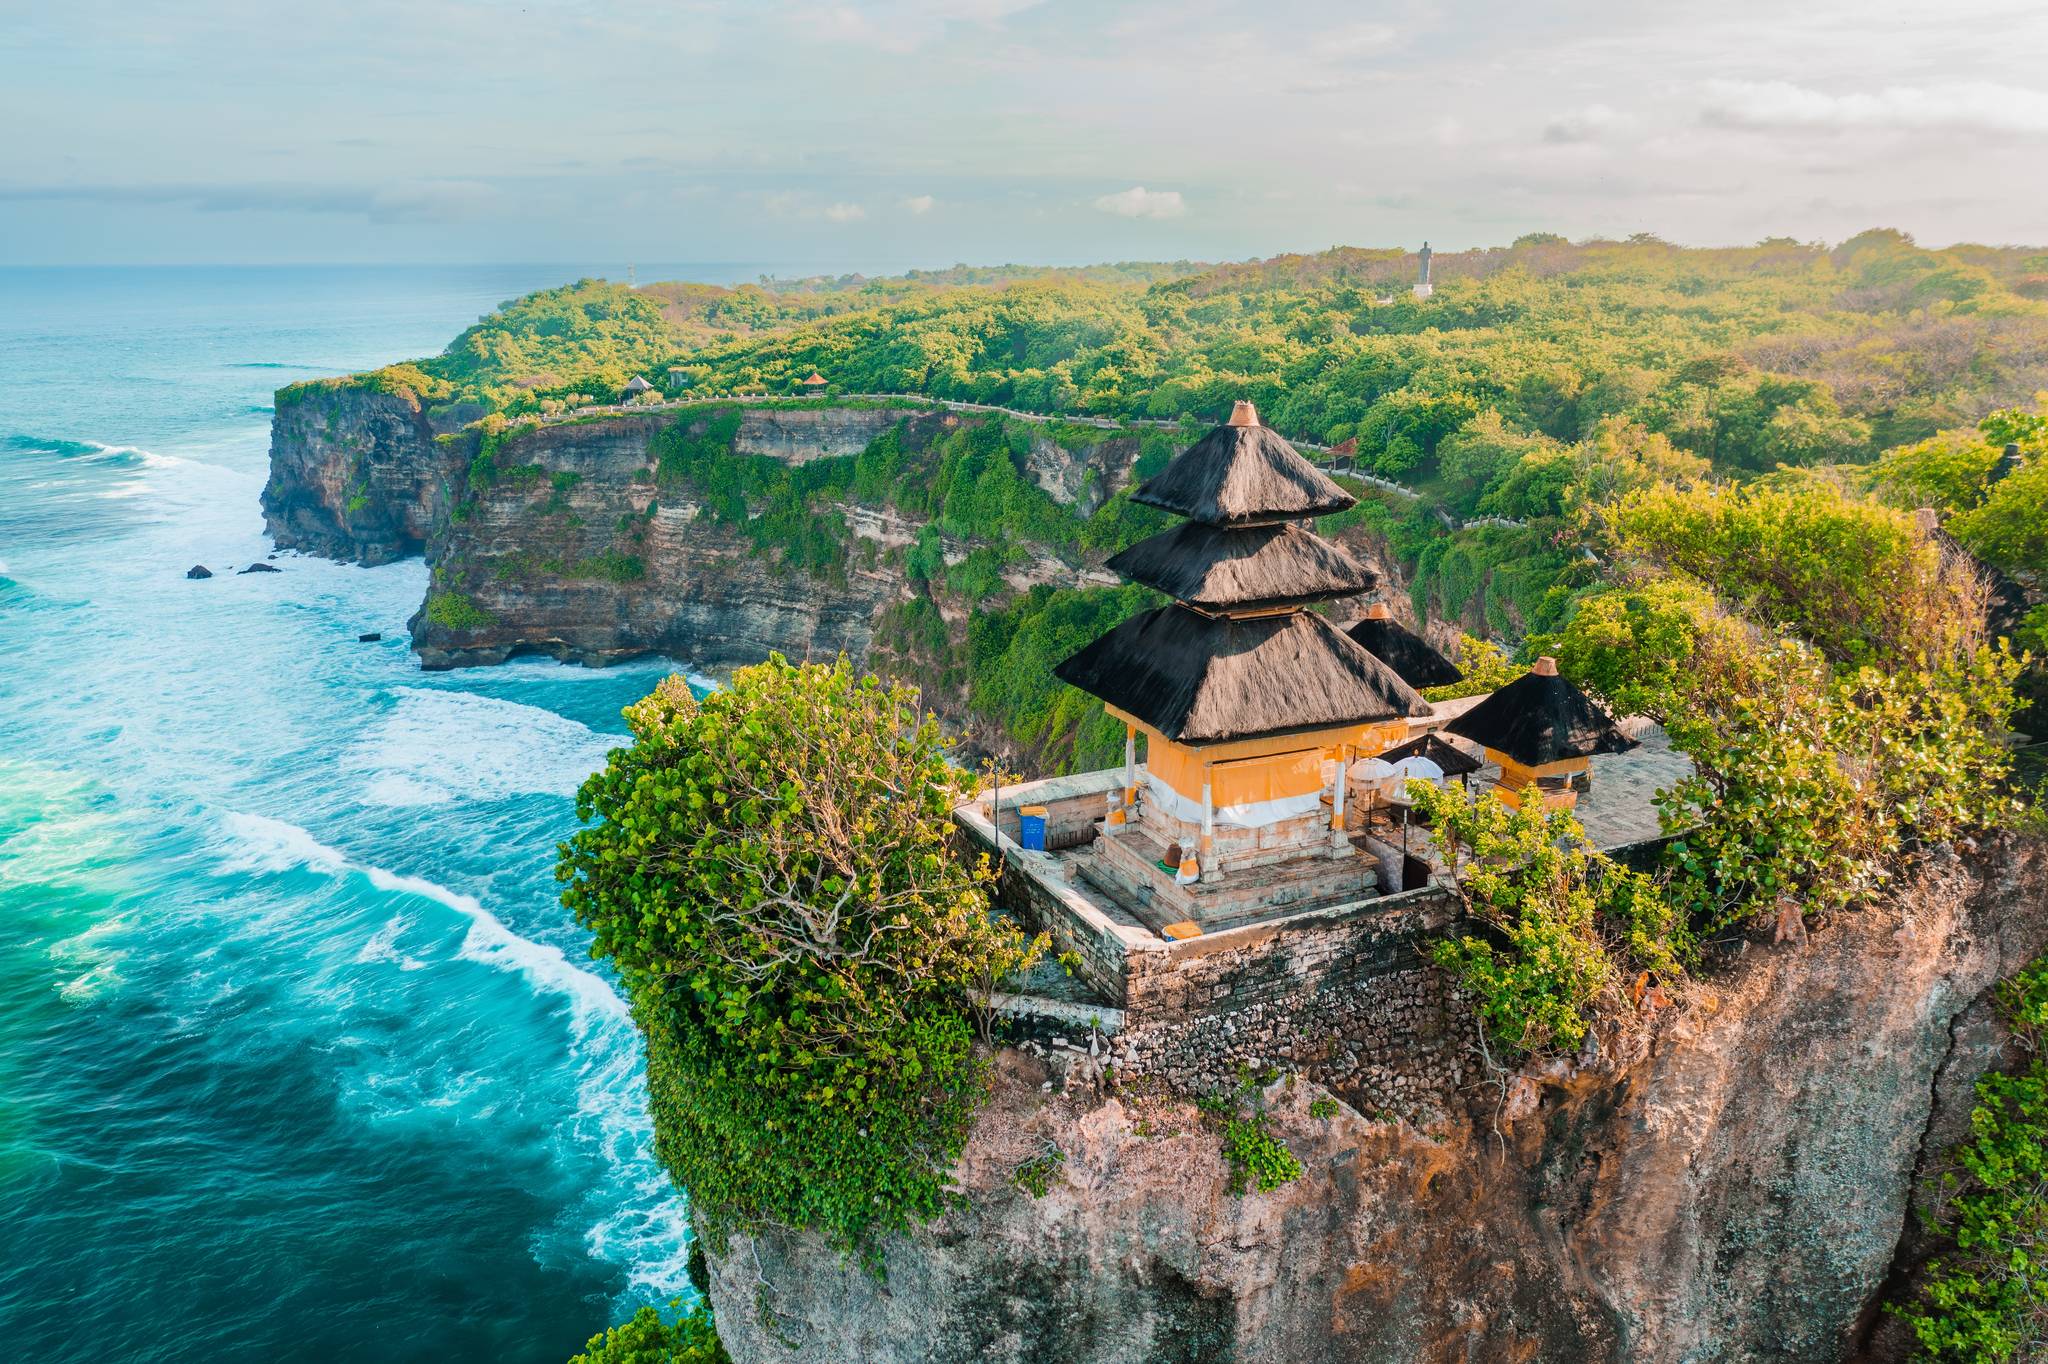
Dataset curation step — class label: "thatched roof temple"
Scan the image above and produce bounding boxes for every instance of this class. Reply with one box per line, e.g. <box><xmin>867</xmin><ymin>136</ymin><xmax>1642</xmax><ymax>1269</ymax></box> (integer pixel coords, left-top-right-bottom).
<box><xmin>1054</xmin><ymin>401</ymin><xmax>1426</xmax><ymax>885</ymax></box>
<box><xmin>1345</xmin><ymin>603</ymin><xmax>1463</xmax><ymax>689</ymax></box>
<box><xmin>1055</xmin><ymin>608</ymin><xmax>1427</xmax><ymax>745</ymax></box>
<box><xmin>1105</xmin><ymin>520</ymin><xmax>1376</xmax><ymax>615</ymax></box>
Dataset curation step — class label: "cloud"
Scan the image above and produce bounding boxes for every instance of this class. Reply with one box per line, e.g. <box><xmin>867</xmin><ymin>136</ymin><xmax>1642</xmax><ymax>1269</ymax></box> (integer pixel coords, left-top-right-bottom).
<box><xmin>1092</xmin><ymin>185</ymin><xmax>1185</xmax><ymax>219</ymax></box>
<box><xmin>902</xmin><ymin>193</ymin><xmax>935</xmax><ymax>215</ymax></box>
<box><xmin>1701</xmin><ymin>80</ymin><xmax>2048</xmax><ymax>135</ymax></box>
<box><xmin>1542</xmin><ymin>104</ymin><xmax>1621</xmax><ymax>145</ymax></box>
<box><xmin>824</xmin><ymin>201</ymin><xmax>866</xmax><ymax>222</ymax></box>
<box><xmin>0</xmin><ymin>178</ymin><xmax>502</xmax><ymax>223</ymax></box>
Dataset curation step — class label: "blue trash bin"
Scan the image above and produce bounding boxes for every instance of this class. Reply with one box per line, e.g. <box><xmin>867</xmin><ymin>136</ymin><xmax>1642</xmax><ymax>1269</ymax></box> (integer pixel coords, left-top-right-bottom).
<box><xmin>1018</xmin><ymin>805</ymin><xmax>1048</xmax><ymax>851</ymax></box>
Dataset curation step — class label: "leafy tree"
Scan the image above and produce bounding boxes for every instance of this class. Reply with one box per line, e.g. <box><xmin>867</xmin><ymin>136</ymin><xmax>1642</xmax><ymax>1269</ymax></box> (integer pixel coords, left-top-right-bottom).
<box><xmin>1950</xmin><ymin>457</ymin><xmax>2048</xmax><ymax>576</ymax></box>
<box><xmin>570</xmin><ymin>1302</ymin><xmax>727</xmax><ymax>1364</ymax></box>
<box><xmin>558</xmin><ymin>661</ymin><xmax>1041</xmax><ymax>1255</ymax></box>
<box><xmin>1415</xmin><ymin>782</ymin><xmax>1686</xmax><ymax>1057</ymax></box>
<box><xmin>1422</xmin><ymin>633</ymin><xmax>1527</xmax><ymax>703</ymax></box>
<box><xmin>1609</xmin><ymin>482</ymin><xmax>1982</xmax><ymax>668</ymax></box>
<box><xmin>1532</xmin><ymin>576</ymin><xmax>1745</xmax><ymax>719</ymax></box>
<box><xmin>1657</xmin><ymin>641</ymin><xmax>2023</xmax><ymax>931</ymax></box>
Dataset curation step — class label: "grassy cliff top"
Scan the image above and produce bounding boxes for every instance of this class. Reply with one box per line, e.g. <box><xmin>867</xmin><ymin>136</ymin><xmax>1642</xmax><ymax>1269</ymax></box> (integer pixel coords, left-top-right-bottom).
<box><xmin>287</xmin><ymin>231</ymin><xmax>2048</xmax><ymax>481</ymax></box>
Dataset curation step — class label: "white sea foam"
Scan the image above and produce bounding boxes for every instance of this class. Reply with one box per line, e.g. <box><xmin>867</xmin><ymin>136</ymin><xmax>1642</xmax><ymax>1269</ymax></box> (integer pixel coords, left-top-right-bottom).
<box><xmin>349</xmin><ymin>687</ymin><xmax>623</xmax><ymax>808</ymax></box>
<box><xmin>213</xmin><ymin>811</ymin><xmax>626</xmax><ymax>1025</ymax></box>
<box><xmin>212</xmin><ymin>808</ymin><xmax>684</xmax><ymax>1285</ymax></box>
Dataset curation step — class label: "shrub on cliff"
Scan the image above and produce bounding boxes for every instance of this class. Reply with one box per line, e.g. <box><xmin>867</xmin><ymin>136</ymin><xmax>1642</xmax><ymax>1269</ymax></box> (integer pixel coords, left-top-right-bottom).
<box><xmin>1416</xmin><ymin>781</ymin><xmax>1687</xmax><ymax>1057</ymax></box>
<box><xmin>557</xmin><ymin>659</ymin><xmax>1041</xmax><ymax>1258</ymax></box>
<box><xmin>570</xmin><ymin>1301</ymin><xmax>727</xmax><ymax>1364</ymax></box>
<box><xmin>1656</xmin><ymin>641</ymin><xmax>2024</xmax><ymax>931</ymax></box>
<box><xmin>1608</xmin><ymin>482</ymin><xmax>1984</xmax><ymax>669</ymax></box>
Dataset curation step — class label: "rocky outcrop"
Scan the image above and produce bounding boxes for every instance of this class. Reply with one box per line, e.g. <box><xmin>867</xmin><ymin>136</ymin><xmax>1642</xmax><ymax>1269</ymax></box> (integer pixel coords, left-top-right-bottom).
<box><xmin>263</xmin><ymin>380</ymin><xmax>473</xmax><ymax>564</ymax></box>
<box><xmin>702</xmin><ymin>835</ymin><xmax>2048</xmax><ymax>1364</ymax></box>
<box><xmin>376</xmin><ymin>405</ymin><xmax>1128</xmax><ymax>674</ymax></box>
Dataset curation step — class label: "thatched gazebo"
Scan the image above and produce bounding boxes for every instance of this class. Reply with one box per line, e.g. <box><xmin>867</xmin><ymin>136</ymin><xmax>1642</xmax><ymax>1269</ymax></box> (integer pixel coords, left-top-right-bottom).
<box><xmin>1446</xmin><ymin>657</ymin><xmax>1636</xmax><ymax>810</ymax></box>
<box><xmin>1346</xmin><ymin>602</ymin><xmax>1463</xmax><ymax>689</ymax></box>
<box><xmin>1056</xmin><ymin>400</ymin><xmax>1428</xmax><ymax>883</ymax></box>
<box><xmin>798</xmin><ymin>371</ymin><xmax>828</xmax><ymax>394</ymax></box>
<box><xmin>1378</xmin><ymin>731</ymin><xmax>1482</xmax><ymax>784</ymax></box>
<box><xmin>622</xmin><ymin>375</ymin><xmax>654</xmax><ymax>397</ymax></box>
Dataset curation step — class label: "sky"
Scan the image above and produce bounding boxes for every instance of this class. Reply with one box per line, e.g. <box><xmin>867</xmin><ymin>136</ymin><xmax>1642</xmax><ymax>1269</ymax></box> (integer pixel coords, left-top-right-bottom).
<box><xmin>4</xmin><ymin>0</ymin><xmax>2046</xmax><ymax>268</ymax></box>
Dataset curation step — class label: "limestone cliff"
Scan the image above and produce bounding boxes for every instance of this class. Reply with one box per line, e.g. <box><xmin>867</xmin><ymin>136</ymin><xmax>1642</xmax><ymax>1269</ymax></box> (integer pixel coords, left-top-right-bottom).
<box><xmin>263</xmin><ymin>391</ymin><xmax>1135</xmax><ymax>693</ymax></box>
<box><xmin>700</xmin><ymin>835</ymin><xmax>2048</xmax><ymax>1364</ymax></box>
<box><xmin>262</xmin><ymin>380</ymin><xmax>474</xmax><ymax>565</ymax></box>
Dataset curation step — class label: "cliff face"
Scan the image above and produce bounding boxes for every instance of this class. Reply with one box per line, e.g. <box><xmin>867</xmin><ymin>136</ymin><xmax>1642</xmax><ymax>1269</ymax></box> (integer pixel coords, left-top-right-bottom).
<box><xmin>264</xmin><ymin>390</ymin><xmax>1137</xmax><ymax>684</ymax></box>
<box><xmin>701</xmin><ymin>836</ymin><xmax>2048</xmax><ymax>1364</ymax></box>
<box><xmin>408</xmin><ymin>408</ymin><xmax>921</xmax><ymax>671</ymax></box>
<box><xmin>262</xmin><ymin>381</ymin><xmax>471</xmax><ymax>565</ymax></box>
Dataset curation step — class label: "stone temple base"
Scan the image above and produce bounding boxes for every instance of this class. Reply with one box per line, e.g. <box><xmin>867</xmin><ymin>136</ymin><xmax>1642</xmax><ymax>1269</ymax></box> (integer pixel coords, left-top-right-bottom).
<box><xmin>1134</xmin><ymin>798</ymin><xmax>1349</xmax><ymax>876</ymax></box>
<box><xmin>1082</xmin><ymin>816</ymin><xmax>1378</xmax><ymax>936</ymax></box>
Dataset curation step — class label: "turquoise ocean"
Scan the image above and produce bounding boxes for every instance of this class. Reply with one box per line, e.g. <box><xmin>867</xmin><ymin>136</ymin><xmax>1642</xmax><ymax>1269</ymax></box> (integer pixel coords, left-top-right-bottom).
<box><xmin>0</xmin><ymin>266</ymin><xmax>805</xmax><ymax>1361</ymax></box>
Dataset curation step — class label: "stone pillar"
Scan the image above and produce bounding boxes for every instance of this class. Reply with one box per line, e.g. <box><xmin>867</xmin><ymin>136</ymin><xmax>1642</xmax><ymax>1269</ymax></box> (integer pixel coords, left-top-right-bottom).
<box><xmin>1332</xmin><ymin>746</ymin><xmax>1349</xmax><ymax>845</ymax></box>
<box><xmin>1122</xmin><ymin>724</ymin><xmax>1138</xmax><ymax>819</ymax></box>
<box><xmin>1200</xmin><ymin>767</ymin><xmax>1217</xmax><ymax>883</ymax></box>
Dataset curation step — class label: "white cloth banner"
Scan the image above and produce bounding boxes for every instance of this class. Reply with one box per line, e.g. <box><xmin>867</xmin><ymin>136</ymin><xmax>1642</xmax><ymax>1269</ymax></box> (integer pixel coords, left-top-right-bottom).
<box><xmin>1143</xmin><ymin>772</ymin><xmax>1325</xmax><ymax>830</ymax></box>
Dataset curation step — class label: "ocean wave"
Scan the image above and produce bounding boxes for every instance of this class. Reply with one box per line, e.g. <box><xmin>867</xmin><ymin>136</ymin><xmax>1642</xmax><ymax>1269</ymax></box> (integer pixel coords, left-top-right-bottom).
<box><xmin>213</xmin><ymin>810</ymin><xmax>627</xmax><ymax>1026</ymax></box>
<box><xmin>349</xmin><ymin>687</ymin><xmax>623</xmax><ymax>807</ymax></box>
<box><xmin>210</xmin><ymin>809</ymin><xmax>684</xmax><ymax>1287</ymax></box>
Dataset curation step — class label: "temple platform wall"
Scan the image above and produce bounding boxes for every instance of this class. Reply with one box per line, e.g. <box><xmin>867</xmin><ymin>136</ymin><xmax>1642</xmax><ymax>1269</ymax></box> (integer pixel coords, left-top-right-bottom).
<box><xmin>957</xmin><ymin>773</ymin><xmax>1474</xmax><ymax>1125</ymax></box>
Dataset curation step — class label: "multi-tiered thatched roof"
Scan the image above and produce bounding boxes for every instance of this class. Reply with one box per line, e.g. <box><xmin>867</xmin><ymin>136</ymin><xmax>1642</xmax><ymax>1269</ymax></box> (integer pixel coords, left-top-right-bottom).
<box><xmin>1106</xmin><ymin>520</ymin><xmax>1376</xmax><ymax>613</ymax></box>
<box><xmin>1446</xmin><ymin>659</ymin><xmax>1637</xmax><ymax>767</ymax></box>
<box><xmin>1130</xmin><ymin>404</ymin><xmax>1357</xmax><ymax>525</ymax></box>
<box><xmin>1056</xmin><ymin>607</ymin><xmax>1430</xmax><ymax>744</ymax></box>
<box><xmin>1056</xmin><ymin>401</ymin><xmax>1426</xmax><ymax>744</ymax></box>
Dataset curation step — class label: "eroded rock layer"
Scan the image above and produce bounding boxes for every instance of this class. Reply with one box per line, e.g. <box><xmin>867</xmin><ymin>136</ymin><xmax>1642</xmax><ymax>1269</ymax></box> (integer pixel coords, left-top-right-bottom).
<box><xmin>702</xmin><ymin>836</ymin><xmax>2048</xmax><ymax>1364</ymax></box>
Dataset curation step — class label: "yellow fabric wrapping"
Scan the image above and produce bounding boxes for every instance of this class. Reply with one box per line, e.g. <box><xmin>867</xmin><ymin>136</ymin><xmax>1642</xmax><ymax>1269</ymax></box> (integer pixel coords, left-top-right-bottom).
<box><xmin>1147</xmin><ymin>740</ymin><xmax>1324</xmax><ymax>807</ymax></box>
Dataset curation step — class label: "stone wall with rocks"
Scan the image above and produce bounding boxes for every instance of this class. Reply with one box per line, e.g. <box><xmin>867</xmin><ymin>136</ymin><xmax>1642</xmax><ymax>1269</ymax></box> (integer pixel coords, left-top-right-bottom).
<box><xmin>1112</xmin><ymin>891</ymin><xmax>1475</xmax><ymax>1124</ymax></box>
<box><xmin>961</xmin><ymin>801</ymin><xmax>1478</xmax><ymax>1123</ymax></box>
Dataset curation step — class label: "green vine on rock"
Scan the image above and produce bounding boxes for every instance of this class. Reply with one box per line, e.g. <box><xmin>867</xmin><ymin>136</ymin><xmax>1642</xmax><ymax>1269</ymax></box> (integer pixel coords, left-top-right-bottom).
<box><xmin>1892</xmin><ymin>957</ymin><xmax>2048</xmax><ymax>1362</ymax></box>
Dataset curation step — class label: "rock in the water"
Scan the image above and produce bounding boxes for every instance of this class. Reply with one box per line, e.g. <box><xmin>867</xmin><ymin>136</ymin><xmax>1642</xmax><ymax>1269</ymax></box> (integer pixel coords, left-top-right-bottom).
<box><xmin>357</xmin><ymin>632</ymin><xmax>382</xmax><ymax>643</ymax></box>
<box><xmin>185</xmin><ymin>565</ymin><xmax>213</xmax><ymax>579</ymax></box>
<box><xmin>239</xmin><ymin>562</ymin><xmax>282</xmax><ymax>574</ymax></box>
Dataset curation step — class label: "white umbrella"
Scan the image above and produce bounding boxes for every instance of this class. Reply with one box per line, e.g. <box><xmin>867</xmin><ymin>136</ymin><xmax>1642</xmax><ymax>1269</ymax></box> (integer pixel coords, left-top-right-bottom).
<box><xmin>1386</xmin><ymin>755</ymin><xmax>1443</xmax><ymax>856</ymax></box>
<box><xmin>1349</xmin><ymin>757</ymin><xmax>1398</xmax><ymax>827</ymax></box>
<box><xmin>1391</xmin><ymin>754</ymin><xmax>1445</xmax><ymax>790</ymax></box>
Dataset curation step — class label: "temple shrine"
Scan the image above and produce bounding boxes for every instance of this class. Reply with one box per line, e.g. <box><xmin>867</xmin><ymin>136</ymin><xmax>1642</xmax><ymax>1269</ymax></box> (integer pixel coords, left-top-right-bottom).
<box><xmin>1052</xmin><ymin>401</ymin><xmax>1429</xmax><ymax>927</ymax></box>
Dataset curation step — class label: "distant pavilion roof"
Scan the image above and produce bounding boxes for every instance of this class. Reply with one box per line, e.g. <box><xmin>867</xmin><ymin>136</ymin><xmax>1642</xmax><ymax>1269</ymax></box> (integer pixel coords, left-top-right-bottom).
<box><xmin>1379</xmin><ymin>731</ymin><xmax>1482</xmax><ymax>777</ymax></box>
<box><xmin>622</xmin><ymin>375</ymin><xmax>653</xmax><ymax>393</ymax></box>
<box><xmin>1131</xmin><ymin>401</ymin><xmax>1355</xmax><ymax>526</ymax></box>
<box><xmin>800</xmin><ymin>371</ymin><xmax>828</xmax><ymax>385</ymax></box>
<box><xmin>1345</xmin><ymin>604</ymin><xmax>1463</xmax><ymax>689</ymax></box>
<box><xmin>1106</xmin><ymin>520</ymin><xmax>1377</xmax><ymax>613</ymax></box>
<box><xmin>1053</xmin><ymin>604</ymin><xmax>1430</xmax><ymax>745</ymax></box>
<box><xmin>1446</xmin><ymin>658</ymin><xmax>1637</xmax><ymax>767</ymax></box>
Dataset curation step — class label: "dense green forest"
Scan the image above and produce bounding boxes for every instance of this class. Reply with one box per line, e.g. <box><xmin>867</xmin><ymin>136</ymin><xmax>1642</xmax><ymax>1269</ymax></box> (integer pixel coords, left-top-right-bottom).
<box><xmin>365</xmin><ymin>233</ymin><xmax>2047</xmax><ymax>767</ymax></box>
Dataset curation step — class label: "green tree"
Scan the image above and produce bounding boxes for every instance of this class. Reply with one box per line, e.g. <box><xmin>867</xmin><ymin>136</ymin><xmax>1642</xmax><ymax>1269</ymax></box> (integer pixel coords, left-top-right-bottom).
<box><xmin>570</xmin><ymin>1303</ymin><xmax>727</xmax><ymax>1364</ymax></box>
<box><xmin>1416</xmin><ymin>781</ymin><xmax>1685</xmax><ymax>1057</ymax></box>
<box><xmin>557</xmin><ymin>661</ymin><xmax>1041</xmax><ymax>1255</ymax></box>
<box><xmin>1893</xmin><ymin>958</ymin><xmax>2048</xmax><ymax>1362</ymax></box>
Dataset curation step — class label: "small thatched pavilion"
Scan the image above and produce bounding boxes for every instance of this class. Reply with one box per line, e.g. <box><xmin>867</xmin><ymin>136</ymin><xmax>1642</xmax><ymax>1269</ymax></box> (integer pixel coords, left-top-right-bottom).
<box><xmin>1446</xmin><ymin>657</ymin><xmax>1635</xmax><ymax>810</ymax></box>
<box><xmin>1346</xmin><ymin>603</ymin><xmax>1463</xmax><ymax>690</ymax></box>
<box><xmin>1056</xmin><ymin>401</ymin><xmax>1428</xmax><ymax>883</ymax></box>
<box><xmin>622</xmin><ymin>375</ymin><xmax>654</xmax><ymax>398</ymax></box>
<box><xmin>798</xmin><ymin>371</ymin><xmax>828</xmax><ymax>394</ymax></box>
<box><xmin>1378</xmin><ymin>731</ymin><xmax>1482</xmax><ymax>784</ymax></box>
